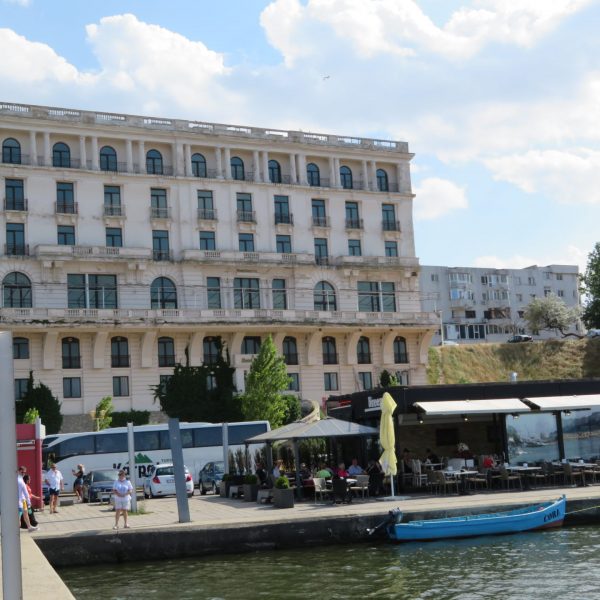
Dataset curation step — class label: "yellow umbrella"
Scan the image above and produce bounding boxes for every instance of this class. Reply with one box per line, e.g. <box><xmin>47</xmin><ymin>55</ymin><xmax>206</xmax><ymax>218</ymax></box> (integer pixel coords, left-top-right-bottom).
<box><xmin>379</xmin><ymin>391</ymin><xmax>397</xmax><ymax>496</ymax></box>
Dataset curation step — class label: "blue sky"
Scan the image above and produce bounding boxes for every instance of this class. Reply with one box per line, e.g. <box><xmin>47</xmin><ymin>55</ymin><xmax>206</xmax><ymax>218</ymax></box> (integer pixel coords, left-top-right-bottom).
<box><xmin>1</xmin><ymin>0</ymin><xmax>598</xmax><ymax>273</ymax></box>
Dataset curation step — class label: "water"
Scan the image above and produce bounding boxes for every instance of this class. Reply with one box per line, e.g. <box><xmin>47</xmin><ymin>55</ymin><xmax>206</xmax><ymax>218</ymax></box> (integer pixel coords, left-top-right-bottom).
<box><xmin>60</xmin><ymin>526</ymin><xmax>600</xmax><ymax>600</ymax></box>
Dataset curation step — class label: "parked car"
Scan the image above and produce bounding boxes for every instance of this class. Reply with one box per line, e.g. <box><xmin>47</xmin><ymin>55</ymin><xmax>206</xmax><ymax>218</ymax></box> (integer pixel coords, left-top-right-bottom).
<box><xmin>507</xmin><ymin>334</ymin><xmax>533</xmax><ymax>343</ymax></box>
<box><xmin>586</xmin><ymin>329</ymin><xmax>600</xmax><ymax>338</ymax></box>
<box><xmin>143</xmin><ymin>463</ymin><xmax>194</xmax><ymax>499</ymax></box>
<box><xmin>81</xmin><ymin>469</ymin><xmax>120</xmax><ymax>503</ymax></box>
<box><xmin>198</xmin><ymin>461</ymin><xmax>224</xmax><ymax>495</ymax></box>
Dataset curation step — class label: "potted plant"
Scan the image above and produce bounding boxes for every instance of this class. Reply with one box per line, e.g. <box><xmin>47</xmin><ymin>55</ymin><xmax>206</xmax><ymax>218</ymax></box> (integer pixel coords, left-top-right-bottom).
<box><xmin>220</xmin><ymin>473</ymin><xmax>231</xmax><ymax>498</ymax></box>
<box><xmin>273</xmin><ymin>475</ymin><xmax>294</xmax><ymax>509</ymax></box>
<box><xmin>242</xmin><ymin>474</ymin><xmax>259</xmax><ymax>502</ymax></box>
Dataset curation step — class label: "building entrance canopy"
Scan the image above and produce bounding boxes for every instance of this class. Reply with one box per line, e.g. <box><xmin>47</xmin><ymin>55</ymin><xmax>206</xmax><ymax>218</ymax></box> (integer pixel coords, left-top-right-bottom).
<box><xmin>414</xmin><ymin>398</ymin><xmax>530</xmax><ymax>416</ymax></box>
<box><xmin>522</xmin><ymin>395</ymin><xmax>600</xmax><ymax>411</ymax></box>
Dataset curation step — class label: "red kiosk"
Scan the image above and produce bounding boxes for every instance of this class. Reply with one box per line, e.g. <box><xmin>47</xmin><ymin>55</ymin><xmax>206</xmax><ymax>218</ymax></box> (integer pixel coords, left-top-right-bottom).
<box><xmin>16</xmin><ymin>421</ymin><xmax>45</xmax><ymax>509</ymax></box>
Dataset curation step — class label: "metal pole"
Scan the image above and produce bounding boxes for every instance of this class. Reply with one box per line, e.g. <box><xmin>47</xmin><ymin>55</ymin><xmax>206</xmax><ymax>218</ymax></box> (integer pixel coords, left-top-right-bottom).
<box><xmin>168</xmin><ymin>418</ymin><xmax>190</xmax><ymax>523</ymax></box>
<box><xmin>222</xmin><ymin>423</ymin><xmax>229</xmax><ymax>474</ymax></box>
<box><xmin>126</xmin><ymin>423</ymin><xmax>137</xmax><ymax>513</ymax></box>
<box><xmin>0</xmin><ymin>331</ymin><xmax>22</xmax><ymax>600</ymax></box>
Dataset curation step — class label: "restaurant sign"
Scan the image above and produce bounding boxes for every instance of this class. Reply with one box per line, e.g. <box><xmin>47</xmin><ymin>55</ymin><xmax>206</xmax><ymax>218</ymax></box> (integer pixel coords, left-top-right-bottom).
<box><xmin>365</xmin><ymin>396</ymin><xmax>382</xmax><ymax>413</ymax></box>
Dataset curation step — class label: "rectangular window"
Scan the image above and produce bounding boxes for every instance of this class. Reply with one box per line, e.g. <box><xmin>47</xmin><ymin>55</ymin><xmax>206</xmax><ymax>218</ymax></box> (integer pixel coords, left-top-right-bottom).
<box><xmin>358</xmin><ymin>372</ymin><xmax>372</xmax><ymax>391</ymax></box>
<box><xmin>237</xmin><ymin>193</ymin><xmax>254</xmax><ymax>221</ymax></box>
<box><xmin>288</xmin><ymin>373</ymin><xmax>300</xmax><ymax>392</ymax></box>
<box><xmin>528</xmin><ymin>277</ymin><xmax>536</xmax><ymax>285</ymax></box>
<box><xmin>276</xmin><ymin>234</ymin><xmax>292</xmax><ymax>254</ymax></box>
<box><xmin>106</xmin><ymin>227</ymin><xmax>123</xmax><ymax>248</ymax></box>
<box><xmin>113</xmin><ymin>376</ymin><xmax>129</xmax><ymax>397</ymax></box>
<box><xmin>104</xmin><ymin>185</ymin><xmax>122</xmax><ymax>215</ymax></box>
<box><xmin>358</xmin><ymin>282</ymin><xmax>379</xmax><ymax>312</ymax></box>
<box><xmin>557</xmin><ymin>289</ymin><xmax>564</xmax><ymax>298</ymax></box>
<box><xmin>348</xmin><ymin>239</ymin><xmax>362</xmax><ymax>256</ymax></box>
<box><xmin>381</xmin><ymin>282</ymin><xmax>396</xmax><ymax>312</ymax></box>
<box><xmin>274</xmin><ymin>195</ymin><xmax>292</xmax><ymax>224</ymax></box>
<box><xmin>207</xmin><ymin>277</ymin><xmax>221</xmax><ymax>309</ymax></box>
<box><xmin>6</xmin><ymin>223</ymin><xmax>25</xmax><ymax>255</ymax></box>
<box><xmin>200</xmin><ymin>231</ymin><xmax>216</xmax><ymax>250</ymax></box>
<box><xmin>311</xmin><ymin>199</ymin><xmax>327</xmax><ymax>226</ymax></box>
<box><xmin>239</xmin><ymin>233</ymin><xmax>255</xmax><ymax>252</ymax></box>
<box><xmin>63</xmin><ymin>377</ymin><xmax>81</xmax><ymax>398</ymax></box>
<box><xmin>465</xmin><ymin>310</ymin><xmax>476</xmax><ymax>318</ymax></box>
<box><xmin>382</xmin><ymin>204</ymin><xmax>397</xmax><ymax>230</ymax></box>
<box><xmin>345</xmin><ymin>201</ymin><xmax>360</xmax><ymax>228</ymax></box>
<box><xmin>324</xmin><ymin>372</ymin><xmax>338</xmax><ymax>391</ymax></box>
<box><xmin>556</xmin><ymin>273</ymin><xmax>563</xmax><ymax>281</ymax></box>
<box><xmin>197</xmin><ymin>190</ymin><xmax>215</xmax><ymax>219</ymax></box>
<box><xmin>5</xmin><ymin>179</ymin><xmax>25</xmax><ymax>210</ymax></box>
<box><xmin>57</xmin><ymin>225</ymin><xmax>75</xmax><ymax>246</ymax></box>
<box><xmin>234</xmin><ymin>277</ymin><xmax>260</xmax><ymax>309</ymax></box>
<box><xmin>150</xmin><ymin>188</ymin><xmax>168</xmax><ymax>218</ymax></box>
<box><xmin>56</xmin><ymin>182</ymin><xmax>75</xmax><ymax>213</ymax></box>
<box><xmin>385</xmin><ymin>241</ymin><xmax>398</xmax><ymax>257</ymax></box>
<box><xmin>15</xmin><ymin>378</ymin><xmax>28</xmax><ymax>400</ymax></box>
<box><xmin>13</xmin><ymin>337</ymin><xmax>29</xmax><ymax>359</ymax></box>
<box><xmin>431</xmin><ymin>273</ymin><xmax>439</xmax><ymax>282</ymax></box>
<box><xmin>314</xmin><ymin>238</ymin><xmax>328</xmax><ymax>264</ymax></box>
<box><xmin>152</xmin><ymin>230</ymin><xmax>170</xmax><ymax>260</ymax></box>
<box><xmin>272</xmin><ymin>279</ymin><xmax>287</xmax><ymax>310</ymax></box>
<box><xmin>67</xmin><ymin>274</ymin><xmax>118</xmax><ymax>309</ymax></box>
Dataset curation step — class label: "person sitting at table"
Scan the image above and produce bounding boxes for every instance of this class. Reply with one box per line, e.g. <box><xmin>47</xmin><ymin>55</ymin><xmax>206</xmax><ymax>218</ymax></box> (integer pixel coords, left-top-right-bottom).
<box><xmin>348</xmin><ymin>458</ymin><xmax>364</xmax><ymax>476</ymax></box>
<box><xmin>255</xmin><ymin>462</ymin><xmax>268</xmax><ymax>487</ymax></box>
<box><xmin>482</xmin><ymin>455</ymin><xmax>496</xmax><ymax>469</ymax></box>
<box><xmin>366</xmin><ymin>459</ymin><xmax>385</xmax><ymax>496</ymax></box>
<box><xmin>272</xmin><ymin>459</ymin><xmax>284</xmax><ymax>479</ymax></box>
<box><xmin>336</xmin><ymin>462</ymin><xmax>349</xmax><ymax>478</ymax></box>
<box><xmin>316</xmin><ymin>463</ymin><xmax>333</xmax><ymax>478</ymax></box>
<box><xmin>425</xmin><ymin>449</ymin><xmax>439</xmax><ymax>464</ymax></box>
<box><xmin>299</xmin><ymin>463</ymin><xmax>311</xmax><ymax>479</ymax></box>
<box><xmin>402</xmin><ymin>448</ymin><xmax>413</xmax><ymax>473</ymax></box>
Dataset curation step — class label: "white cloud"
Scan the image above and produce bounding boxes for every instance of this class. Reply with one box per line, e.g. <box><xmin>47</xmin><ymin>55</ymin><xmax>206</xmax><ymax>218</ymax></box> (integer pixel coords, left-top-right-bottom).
<box><xmin>474</xmin><ymin>245</ymin><xmax>587</xmax><ymax>273</ymax></box>
<box><xmin>2</xmin><ymin>0</ymin><xmax>31</xmax><ymax>6</ymax></box>
<box><xmin>414</xmin><ymin>177</ymin><xmax>468</xmax><ymax>220</ymax></box>
<box><xmin>484</xmin><ymin>149</ymin><xmax>600</xmax><ymax>205</ymax></box>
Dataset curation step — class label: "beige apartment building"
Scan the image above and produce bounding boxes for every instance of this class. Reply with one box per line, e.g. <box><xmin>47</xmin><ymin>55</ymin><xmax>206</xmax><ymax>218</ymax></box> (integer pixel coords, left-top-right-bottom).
<box><xmin>0</xmin><ymin>101</ymin><xmax>437</xmax><ymax>431</ymax></box>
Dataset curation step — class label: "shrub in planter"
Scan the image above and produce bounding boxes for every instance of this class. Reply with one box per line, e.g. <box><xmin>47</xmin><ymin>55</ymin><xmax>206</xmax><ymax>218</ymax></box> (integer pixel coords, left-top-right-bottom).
<box><xmin>273</xmin><ymin>475</ymin><xmax>294</xmax><ymax>508</ymax></box>
<box><xmin>220</xmin><ymin>473</ymin><xmax>231</xmax><ymax>498</ymax></box>
<box><xmin>242</xmin><ymin>474</ymin><xmax>259</xmax><ymax>502</ymax></box>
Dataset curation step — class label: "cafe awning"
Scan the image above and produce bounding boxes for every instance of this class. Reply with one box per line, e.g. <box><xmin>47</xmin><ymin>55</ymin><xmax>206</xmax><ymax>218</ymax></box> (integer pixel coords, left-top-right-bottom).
<box><xmin>523</xmin><ymin>395</ymin><xmax>600</xmax><ymax>411</ymax></box>
<box><xmin>414</xmin><ymin>398</ymin><xmax>531</xmax><ymax>416</ymax></box>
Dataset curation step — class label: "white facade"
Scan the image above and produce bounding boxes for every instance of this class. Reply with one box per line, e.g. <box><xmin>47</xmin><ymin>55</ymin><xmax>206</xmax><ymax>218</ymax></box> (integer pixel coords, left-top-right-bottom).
<box><xmin>0</xmin><ymin>101</ymin><xmax>437</xmax><ymax>430</ymax></box>
<box><xmin>420</xmin><ymin>264</ymin><xmax>581</xmax><ymax>344</ymax></box>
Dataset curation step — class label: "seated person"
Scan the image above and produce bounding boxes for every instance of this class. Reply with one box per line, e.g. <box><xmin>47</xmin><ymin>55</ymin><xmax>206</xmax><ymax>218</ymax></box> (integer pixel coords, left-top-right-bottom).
<box><xmin>366</xmin><ymin>459</ymin><xmax>385</xmax><ymax>496</ymax></box>
<box><xmin>299</xmin><ymin>463</ymin><xmax>311</xmax><ymax>479</ymax></box>
<box><xmin>272</xmin><ymin>459</ymin><xmax>284</xmax><ymax>479</ymax></box>
<box><xmin>425</xmin><ymin>448</ymin><xmax>440</xmax><ymax>464</ymax></box>
<box><xmin>336</xmin><ymin>462</ymin><xmax>349</xmax><ymax>478</ymax></box>
<box><xmin>482</xmin><ymin>455</ymin><xmax>496</xmax><ymax>469</ymax></box>
<box><xmin>315</xmin><ymin>463</ymin><xmax>333</xmax><ymax>478</ymax></box>
<box><xmin>255</xmin><ymin>462</ymin><xmax>268</xmax><ymax>487</ymax></box>
<box><xmin>402</xmin><ymin>448</ymin><xmax>413</xmax><ymax>473</ymax></box>
<box><xmin>348</xmin><ymin>458</ymin><xmax>364</xmax><ymax>476</ymax></box>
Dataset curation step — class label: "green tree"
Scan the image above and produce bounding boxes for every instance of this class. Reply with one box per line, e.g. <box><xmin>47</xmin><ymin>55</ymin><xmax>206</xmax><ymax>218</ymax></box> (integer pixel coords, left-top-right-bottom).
<box><xmin>379</xmin><ymin>369</ymin><xmax>399</xmax><ymax>388</ymax></box>
<box><xmin>93</xmin><ymin>396</ymin><xmax>114</xmax><ymax>430</ymax></box>
<box><xmin>23</xmin><ymin>407</ymin><xmax>39</xmax><ymax>424</ymax></box>
<box><xmin>240</xmin><ymin>335</ymin><xmax>291</xmax><ymax>428</ymax></box>
<box><xmin>16</xmin><ymin>372</ymin><xmax>63</xmax><ymax>433</ymax></box>
<box><xmin>582</xmin><ymin>242</ymin><xmax>600</xmax><ymax>328</ymax></box>
<box><xmin>281</xmin><ymin>394</ymin><xmax>302</xmax><ymax>424</ymax></box>
<box><xmin>524</xmin><ymin>293</ymin><xmax>582</xmax><ymax>337</ymax></box>
<box><xmin>153</xmin><ymin>338</ymin><xmax>242</xmax><ymax>422</ymax></box>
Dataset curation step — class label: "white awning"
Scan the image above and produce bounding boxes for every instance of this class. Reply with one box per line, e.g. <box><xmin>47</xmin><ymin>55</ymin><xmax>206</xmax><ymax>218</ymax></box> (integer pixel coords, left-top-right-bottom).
<box><xmin>523</xmin><ymin>395</ymin><xmax>600</xmax><ymax>411</ymax></box>
<box><xmin>414</xmin><ymin>398</ymin><xmax>530</xmax><ymax>416</ymax></box>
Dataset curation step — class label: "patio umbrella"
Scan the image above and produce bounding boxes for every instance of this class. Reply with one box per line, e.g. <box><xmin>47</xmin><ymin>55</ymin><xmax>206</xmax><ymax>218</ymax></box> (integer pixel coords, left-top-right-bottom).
<box><xmin>379</xmin><ymin>391</ymin><xmax>398</xmax><ymax>497</ymax></box>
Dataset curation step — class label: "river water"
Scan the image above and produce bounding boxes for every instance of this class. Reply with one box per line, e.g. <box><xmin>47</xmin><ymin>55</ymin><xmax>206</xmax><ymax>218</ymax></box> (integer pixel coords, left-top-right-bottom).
<box><xmin>59</xmin><ymin>525</ymin><xmax>600</xmax><ymax>599</ymax></box>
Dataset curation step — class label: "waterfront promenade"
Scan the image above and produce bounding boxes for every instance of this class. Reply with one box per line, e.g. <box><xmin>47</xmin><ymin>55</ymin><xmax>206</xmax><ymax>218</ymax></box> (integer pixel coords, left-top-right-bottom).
<box><xmin>4</xmin><ymin>486</ymin><xmax>600</xmax><ymax>599</ymax></box>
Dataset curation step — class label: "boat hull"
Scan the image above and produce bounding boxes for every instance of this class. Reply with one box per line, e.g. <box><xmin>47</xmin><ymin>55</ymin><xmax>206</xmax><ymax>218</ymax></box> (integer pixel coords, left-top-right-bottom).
<box><xmin>387</xmin><ymin>496</ymin><xmax>566</xmax><ymax>542</ymax></box>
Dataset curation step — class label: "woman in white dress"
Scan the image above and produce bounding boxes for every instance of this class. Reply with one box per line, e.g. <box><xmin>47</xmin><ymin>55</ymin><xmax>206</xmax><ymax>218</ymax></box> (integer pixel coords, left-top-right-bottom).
<box><xmin>112</xmin><ymin>470</ymin><xmax>134</xmax><ymax>530</ymax></box>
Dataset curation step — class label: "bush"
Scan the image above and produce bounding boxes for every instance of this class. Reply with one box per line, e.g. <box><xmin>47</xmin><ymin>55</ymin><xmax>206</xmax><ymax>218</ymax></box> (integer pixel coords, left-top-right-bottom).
<box><xmin>222</xmin><ymin>473</ymin><xmax>232</xmax><ymax>482</ymax></box>
<box><xmin>110</xmin><ymin>410</ymin><xmax>151</xmax><ymax>427</ymax></box>
<box><xmin>275</xmin><ymin>475</ymin><xmax>290</xmax><ymax>489</ymax></box>
<box><xmin>244</xmin><ymin>474</ymin><xmax>258</xmax><ymax>485</ymax></box>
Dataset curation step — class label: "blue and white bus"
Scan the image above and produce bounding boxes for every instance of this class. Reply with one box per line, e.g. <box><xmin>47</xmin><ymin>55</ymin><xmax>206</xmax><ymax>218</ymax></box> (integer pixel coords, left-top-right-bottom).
<box><xmin>42</xmin><ymin>420</ymin><xmax>269</xmax><ymax>492</ymax></box>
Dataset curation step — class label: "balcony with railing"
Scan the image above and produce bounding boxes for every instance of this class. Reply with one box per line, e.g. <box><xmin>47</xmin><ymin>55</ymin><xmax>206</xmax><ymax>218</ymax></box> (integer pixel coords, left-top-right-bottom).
<box><xmin>150</xmin><ymin>206</ymin><xmax>171</xmax><ymax>219</ymax></box>
<box><xmin>237</xmin><ymin>210</ymin><xmax>256</xmax><ymax>223</ymax></box>
<box><xmin>312</xmin><ymin>215</ymin><xmax>330</xmax><ymax>227</ymax></box>
<box><xmin>322</xmin><ymin>352</ymin><xmax>339</xmax><ymax>365</ymax></box>
<box><xmin>357</xmin><ymin>352</ymin><xmax>372</xmax><ymax>364</ymax></box>
<box><xmin>4</xmin><ymin>198</ymin><xmax>28</xmax><ymax>212</ymax></box>
<box><xmin>274</xmin><ymin>212</ymin><xmax>294</xmax><ymax>225</ymax></box>
<box><xmin>55</xmin><ymin>201</ymin><xmax>78</xmax><ymax>215</ymax></box>
<box><xmin>103</xmin><ymin>204</ymin><xmax>124</xmax><ymax>217</ymax></box>
<box><xmin>35</xmin><ymin>244</ymin><xmax>151</xmax><ymax>260</ymax></box>
<box><xmin>111</xmin><ymin>355</ymin><xmax>130</xmax><ymax>368</ymax></box>
<box><xmin>284</xmin><ymin>353</ymin><xmax>299</xmax><ymax>365</ymax></box>
<box><xmin>158</xmin><ymin>355</ymin><xmax>176</xmax><ymax>367</ymax></box>
<box><xmin>345</xmin><ymin>218</ymin><xmax>364</xmax><ymax>230</ymax></box>
<box><xmin>197</xmin><ymin>208</ymin><xmax>218</xmax><ymax>220</ymax></box>
<box><xmin>382</xmin><ymin>219</ymin><xmax>401</xmax><ymax>232</ymax></box>
<box><xmin>4</xmin><ymin>244</ymin><xmax>29</xmax><ymax>256</ymax></box>
<box><xmin>153</xmin><ymin>250</ymin><xmax>171</xmax><ymax>261</ymax></box>
<box><xmin>315</xmin><ymin>255</ymin><xmax>330</xmax><ymax>266</ymax></box>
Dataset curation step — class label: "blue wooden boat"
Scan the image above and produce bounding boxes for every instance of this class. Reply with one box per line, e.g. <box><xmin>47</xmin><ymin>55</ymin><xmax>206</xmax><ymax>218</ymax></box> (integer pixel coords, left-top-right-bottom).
<box><xmin>386</xmin><ymin>495</ymin><xmax>565</xmax><ymax>542</ymax></box>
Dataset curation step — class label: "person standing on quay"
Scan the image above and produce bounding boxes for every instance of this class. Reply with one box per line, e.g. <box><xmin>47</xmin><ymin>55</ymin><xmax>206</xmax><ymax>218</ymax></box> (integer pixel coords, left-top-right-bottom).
<box><xmin>18</xmin><ymin>472</ymin><xmax>37</xmax><ymax>531</ymax></box>
<box><xmin>112</xmin><ymin>470</ymin><xmax>133</xmax><ymax>530</ymax></box>
<box><xmin>45</xmin><ymin>463</ymin><xmax>64</xmax><ymax>514</ymax></box>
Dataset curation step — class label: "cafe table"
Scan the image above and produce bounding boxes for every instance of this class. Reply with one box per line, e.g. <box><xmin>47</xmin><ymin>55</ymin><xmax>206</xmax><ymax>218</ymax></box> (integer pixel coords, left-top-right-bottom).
<box><xmin>505</xmin><ymin>465</ymin><xmax>542</xmax><ymax>490</ymax></box>
<box><xmin>442</xmin><ymin>469</ymin><xmax>479</xmax><ymax>495</ymax></box>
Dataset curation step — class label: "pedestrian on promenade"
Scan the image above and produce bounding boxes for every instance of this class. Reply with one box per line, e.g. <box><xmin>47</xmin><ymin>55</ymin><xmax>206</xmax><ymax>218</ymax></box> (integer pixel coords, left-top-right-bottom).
<box><xmin>18</xmin><ymin>472</ymin><xmax>37</xmax><ymax>531</ymax></box>
<box><xmin>112</xmin><ymin>469</ymin><xmax>133</xmax><ymax>530</ymax></box>
<box><xmin>72</xmin><ymin>463</ymin><xmax>85</xmax><ymax>503</ymax></box>
<box><xmin>21</xmin><ymin>474</ymin><xmax>40</xmax><ymax>528</ymax></box>
<box><xmin>45</xmin><ymin>463</ymin><xmax>64</xmax><ymax>514</ymax></box>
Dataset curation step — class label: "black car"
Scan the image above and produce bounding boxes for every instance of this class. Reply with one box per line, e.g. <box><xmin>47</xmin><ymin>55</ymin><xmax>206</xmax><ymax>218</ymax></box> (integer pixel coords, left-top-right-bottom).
<box><xmin>81</xmin><ymin>469</ymin><xmax>120</xmax><ymax>503</ymax></box>
<box><xmin>507</xmin><ymin>335</ymin><xmax>533</xmax><ymax>343</ymax></box>
<box><xmin>199</xmin><ymin>461</ymin><xmax>224</xmax><ymax>495</ymax></box>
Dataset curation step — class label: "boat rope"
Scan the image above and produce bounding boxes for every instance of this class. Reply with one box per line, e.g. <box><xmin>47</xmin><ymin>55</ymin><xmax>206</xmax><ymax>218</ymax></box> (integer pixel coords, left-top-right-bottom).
<box><xmin>565</xmin><ymin>504</ymin><xmax>600</xmax><ymax>515</ymax></box>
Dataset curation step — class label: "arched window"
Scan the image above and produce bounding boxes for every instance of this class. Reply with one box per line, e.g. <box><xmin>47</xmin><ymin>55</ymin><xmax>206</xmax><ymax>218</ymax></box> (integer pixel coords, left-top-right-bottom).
<box><xmin>52</xmin><ymin>142</ymin><xmax>71</xmax><ymax>168</ymax></box>
<box><xmin>191</xmin><ymin>153</ymin><xmax>207</xmax><ymax>177</ymax></box>
<box><xmin>111</xmin><ymin>336</ymin><xmax>130</xmax><ymax>368</ymax></box>
<box><xmin>340</xmin><ymin>165</ymin><xmax>353</xmax><ymax>189</ymax></box>
<box><xmin>146</xmin><ymin>149</ymin><xmax>163</xmax><ymax>175</ymax></box>
<box><xmin>150</xmin><ymin>277</ymin><xmax>177</xmax><ymax>309</ymax></box>
<box><xmin>394</xmin><ymin>336</ymin><xmax>409</xmax><ymax>363</ymax></box>
<box><xmin>2</xmin><ymin>138</ymin><xmax>21</xmax><ymax>164</ymax></box>
<box><xmin>268</xmin><ymin>159</ymin><xmax>281</xmax><ymax>183</ymax></box>
<box><xmin>203</xmin><ymin>336</ymin><xmax>220</xmax><ymax>365</ymax></box>
<box><xmin>307</xmin><ymin>163</ymin><xmax>320</xmax><ymax>187</ymax></box>
<box><xmin>322</xmin><ymin>336</ymin><xmax>338</xmax><ymax>364</ymax></box>
<box><xmin>158</xmin><ymin>336</ymin><xmax>175</xmax><ymax>367</ymax></box>
<box><xmin>100</xmin><ymin>146</ymin><xmax>118</xmax><ymax>172</ymax></box>
<box><xmin>241</xmin><ymin>336</ymin><xmax>261</xmax><ymax>354</ymax></box>
<box><xmin>230</xmin><ymin>156</ymin><xmax>245</xmax><ymax>180</ymax></box>
<box><xmin>313</xmin><ymin>281</ymin><xmax>337</xmax><ymax>311</ymax></box>
<box><xmin>357</xmin><ymin>336</ymin><xmax>371</xmax><ymax>364</ymax></box>
<box><xmin>2</xmin><ymin>272</ymin><xmax>32</xmax><ymax>308</ymax></box>
<box><xmin>62</xmin><ymin>337</ymin><xmax>81</xmax><ymax>369</ymax></box>
<box><xmin>13</xmin><ymin>337</ymin><xmax>29</xmax><ymax>359</ymax></box>
<box><xmin>283</xmin><ymin>336</ymin><xmax>298</xmax><ymax>365</ymax></box>
<box><xmin>377</xmin><ymin>169</ymin><xmax>389</xmax><ymax>192</ymax></box>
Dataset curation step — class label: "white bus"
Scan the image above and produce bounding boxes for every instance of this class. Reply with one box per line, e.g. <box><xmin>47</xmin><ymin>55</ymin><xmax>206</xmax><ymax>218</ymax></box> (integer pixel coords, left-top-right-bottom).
<box><xmin>42</xmin><ymin>420</ymin><xmax>269</xmax><ymax>492</ymax></box>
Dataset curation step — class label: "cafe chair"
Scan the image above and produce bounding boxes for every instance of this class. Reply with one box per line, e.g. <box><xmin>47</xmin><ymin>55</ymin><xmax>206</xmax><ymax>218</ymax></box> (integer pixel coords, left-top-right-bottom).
<box><xmin>313</xmin><ymin>478</ymin><xmax>332</xmax><ymax>503</ymax></box>
<box><xmin>331</xmin><ymin>477</ymin><xmax>352</xmax><ymax>504</ymax></box>
<box><xmin>492</xmin><ymin>467</ymin><xmax>522</xmax><ymax>491</ymax></box>
<box><xmin>350</xmin><ymin>474</ymin><xmax>370</xmax><ymax>499</ymax></box>
<box><xmin>411</xmin><ymin>460</ymin><xmax>428</xmax><ymax>488</ymax></box>
<box><xmin>563</xmin><ymin>463</ymin><xmax>584</xmax><ymax>486</ymax></box>
<box><xmin>430</xmin><ymin>470</ymin><xmax>459</xmax><ymax>496</ymax></box>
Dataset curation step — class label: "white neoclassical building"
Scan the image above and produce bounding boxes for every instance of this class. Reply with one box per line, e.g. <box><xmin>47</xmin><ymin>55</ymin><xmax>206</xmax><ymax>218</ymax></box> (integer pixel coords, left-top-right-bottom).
<box><xmin>0</xmin><ymin>101</ymin><xmax>437</xmax><ymax>431</ymax></box>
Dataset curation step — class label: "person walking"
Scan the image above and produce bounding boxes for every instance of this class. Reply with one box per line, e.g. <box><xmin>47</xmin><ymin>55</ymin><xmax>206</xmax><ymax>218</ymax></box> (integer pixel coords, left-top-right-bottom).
<box><xmin>112</xmin><ymin>470</ymin><xmax>134</xmax><ymax>530</ymax></box>
<box><xmin>45</xmin><ymin>463</ymin><xmax>64</xmax><ymax>514</ymax></box>
<box><xmin>21</xmin><ymin>474</ymin><xmax>41</xmax><ymax>528</ymax></box>
<box><xmin>72</xmin><ymin>464</ymin><xmax>85</xmax><ymax>503</ymax></box>
<box><xmin>18</xmin><ymin>472</ymin><xmax>37</xmax><ymax>531</ymax></box>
